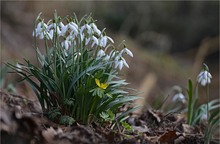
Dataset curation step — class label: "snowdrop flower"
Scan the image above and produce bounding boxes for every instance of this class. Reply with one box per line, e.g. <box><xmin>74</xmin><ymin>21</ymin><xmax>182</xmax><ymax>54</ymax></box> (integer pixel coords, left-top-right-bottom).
<box><xmin>46</xmin><ymin>22</ymin><xmax>54</xmax><ymax>32</ymax></box>
<box><xmin>99</xmin><ymin>36</ymin><xmax>114</xmax><ymax>47</ymax></box>
<box><xmin>172</xmin><ymin>92</ymin><xmax>186</xmax><ymax>103</ymax></box>
<box><xmin>39</xmin><ymin>32</ymin><xmax>45</xmax><ymax>39</ymax></box>
<box><xmin>97</xmin><ymin>49</ymin><xmax>105</xmax><ymax>59</ymax></box>
<box><xmin>91</xmin><ymin>36</ymin><xmax>99</xmax><ymax>47</ymax></box>
<box><xmin>90</xmin><ymin>23</ymin><xmax>101</xmax><ymax>35</ymax></box>
<box><xmin>69</xmin><ymin>22</ymin><xmax>78</xmax><ymax>35</ymax></box>
<box><xmin>59</xmin><ymin>22</ymin><xmax>68</xmax><ymax>36</ymax></box>
<box><xmin>80</xmin><ymin>24</ymin><xmax>91</xmax><ymax>35</ymax></box>
<box><xmin>121</xmin><ymin>48</ymin><xmax>133</xmax><ymax>57</ymax></box>
<box><xmin>197</xmin><ymin>70</ymin><xmax>212</xmax><ymax>86</ymax></box>
<box><xmin>61</xmin><ymin>39</ymin><xmax>71</xmax><ymax>50</ymax></box>
<box><xmin>33</xmin><ymin>21</ymin><xmax>48</xmax><ymax>38</ymax></box>
<box><xmin>46</xmin><ymin>29</ymin><xmax>54</xmax><ymax>40</ymax></box>
<box><xmin>201</xmin><ymin>111</ymin><xmax>208</xmax><ymax>121</ymax></box>
<box><xmin>115</xmin><ymin>56</ymin><xmax>129</xmax><ymax>70</ymax></box>
<box><xmin>80</xmin><ymin>33</ymin><xmax>85</xmax><ymax>42</ymax></box>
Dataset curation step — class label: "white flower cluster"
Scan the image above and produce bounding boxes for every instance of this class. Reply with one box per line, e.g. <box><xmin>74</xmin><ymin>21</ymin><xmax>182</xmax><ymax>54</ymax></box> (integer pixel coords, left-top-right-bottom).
<box><xmin>197</xmin><ymin>70</ymin><xmax>212</xmax><ymax>86</ymax></box>
<box><xmin>33</xmin><ymin>17</ymin><xmax>133</xmax><ymax>70</ymax></box>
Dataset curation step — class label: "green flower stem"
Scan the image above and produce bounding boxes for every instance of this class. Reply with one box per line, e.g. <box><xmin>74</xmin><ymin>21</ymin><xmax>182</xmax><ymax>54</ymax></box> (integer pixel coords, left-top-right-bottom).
<box><xmin>205</xmin><ymin>83</ymin><xmax>210</xmax><ymax>144</ymax></box>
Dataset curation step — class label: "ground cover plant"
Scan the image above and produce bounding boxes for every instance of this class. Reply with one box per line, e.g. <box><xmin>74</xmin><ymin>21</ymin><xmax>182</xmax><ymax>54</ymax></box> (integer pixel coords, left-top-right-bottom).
<box><xmin>1</xmin><ymin>11</ymin><xmax>219</xmax><ymax>144</ymax></box>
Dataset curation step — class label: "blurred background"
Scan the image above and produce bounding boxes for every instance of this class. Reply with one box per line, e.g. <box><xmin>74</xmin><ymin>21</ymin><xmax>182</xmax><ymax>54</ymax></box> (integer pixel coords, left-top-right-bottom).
<box><xmin>1</xmin><ymin>1</ymin><xmax>219</xmax><ymax>111</ymax></box>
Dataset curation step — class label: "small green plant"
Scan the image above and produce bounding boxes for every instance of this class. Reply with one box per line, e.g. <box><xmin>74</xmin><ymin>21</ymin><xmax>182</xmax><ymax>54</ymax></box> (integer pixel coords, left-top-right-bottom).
<box><xmin>186</xmin><ymin>64</ymin><xmax>219</xmax><ymax>143</ymax></box>
<box><xmin>7</xmin><ymin>12</ymin><xmax>140</xmax><ymax>125</ymax></box>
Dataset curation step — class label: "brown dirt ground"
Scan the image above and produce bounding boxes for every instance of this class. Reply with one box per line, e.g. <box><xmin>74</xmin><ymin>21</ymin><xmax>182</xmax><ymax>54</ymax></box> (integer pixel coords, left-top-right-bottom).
<box><xmin>1</xmin><ymin>91</ymin><xmax>219</xmax><ymax>144</ymax></box>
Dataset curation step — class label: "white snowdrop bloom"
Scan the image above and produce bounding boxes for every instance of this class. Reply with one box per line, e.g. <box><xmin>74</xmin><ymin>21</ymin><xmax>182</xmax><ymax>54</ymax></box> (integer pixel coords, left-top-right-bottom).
<box><xmin>115</xmin><ymin>56</ymin><xmax>129</xmax><ymax>70</ymax></box>
<box><xmin>91</xmin><ymin>36</ymin><xmax>99</xmax><ymax>47</ymax></box>
<box><xmin>80</xmin><ymin>33</ymin><xmax>85</xmax><ymax>42</ymax></box>
<box><xmin>55</xmin><ymin>26</ymin><xmax>61</xmax><ymax>36</ymax></box>
<box><xmin>197</xmin><ymin>70</ymin><xmax>212</xmax><ymax>86</ymax></box>
<box><xmin>69</xmin><ymin>22</ymin><xmax>78</xmax><ymax>30</ymax></box>
<box><xmin>33</xmin><ymin>22</ymin><xmax>48</xmax><ymax>38</ymax></box>
<box><xmin>99</xmin><ymin>36</ymin><xmax>114</xmax><ymax>47</ymax></box>
<box><xmin>115</xmin><ymin>59</ymin><xmax>124</xmax><ymax>70</ymax></box>
<box><xmin>39</xmin><ymin>31</ymin><xmax>45</xmax><ymax>39</ymax></box>
<box><xmin>201</xmin><ymin>111</ymin><xmax>207</xmax><ymax>121</ymax></box>
<box><xmin>99</xmin><ymin>37</ymin><xmax>107</xmax><ymax>47</ymax></box>
<box><xmin>46</xmin><ymin>29</ymin><xmax>54</xmax><ymax>40</ymax></box>
<box><xmin>60</xmin><ymin>22</ymin><xmax>68</xmax><ymax>36</ymax></box>
<box><xmin>90</xmin><ymin>23</ymin><xmax>101</xmax><ymax>35</ymax></box>
<box><xmin>36</xmin><ymin>22</ymin><xmax>42</xmax><ymax>32</ymax></box>
<box><xmin>86</xmin><ymin>24</ymin><xmax>92</xmax><ymax>34</ymax></box>
<box><xmin>122</xmin><ymin>48</ymin><xmax>133</xmax><ymax>57</ymax></box>
<box><xmin>61</xmin><ymin>39</ymin><xmax>71</xmax><ymax>50</ymax></box>
<box><xmin>69</xmin><ymin>22</ymin><xmax>78</xmax><ymax>35</ymax></box>
<box><xmin>80</xmin><ymin>24</ymin><xmax>91</xmax><ymax>35</ymax></box>
<box><xmin>172</xmin><ymin>93</ymin><xmax>186</xmax><ymax>103</ymax></box>
<box><xmin>97</xmin><ymin>49</ymin><xmax>105</xmax><ymax>59</ymax></box>
<box><xmin>121</xmin><ymin>57</ymin><xmax>129</xmax><ymax>68</ymax></box>
<box><xmin>46</xmin><ymin>23</ymin><xmax>53</xmax><ymax>32</ymax></box>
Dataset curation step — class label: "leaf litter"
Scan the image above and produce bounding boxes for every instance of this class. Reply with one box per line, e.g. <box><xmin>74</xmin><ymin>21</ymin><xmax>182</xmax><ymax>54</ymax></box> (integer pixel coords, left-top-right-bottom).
<box><xmin>0</xmin><ymin>91</ymin><xmax>219</xmax><ymax>144</ymax></box>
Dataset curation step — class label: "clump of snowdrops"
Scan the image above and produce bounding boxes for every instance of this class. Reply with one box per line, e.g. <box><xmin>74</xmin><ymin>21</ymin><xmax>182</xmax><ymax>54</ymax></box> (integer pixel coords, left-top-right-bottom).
<box><xmin>8</xmin><ymin>12</ymin><xmax>140</xmax><ymax>125</ymax></box>
<box><xmin>170</xmin><ymin>64</ymin><xmax>219</xmax><ymax>143</ymax></box>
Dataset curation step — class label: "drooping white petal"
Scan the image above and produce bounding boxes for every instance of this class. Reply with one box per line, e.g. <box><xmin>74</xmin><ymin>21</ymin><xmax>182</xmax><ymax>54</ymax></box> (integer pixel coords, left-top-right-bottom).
<box><xmin>123</xmin><ymin>48</ymin><xmax>133</xmax><ymax>57</ymax></box>
<box><xmin>46</xmin><ymin>23</ymin><xmax>53</xmax><ymax>32</ymax></box>
<box><xmin>118</xmin><ymin>60</ymin><xmax>123</xmax><ymax>70</ymax></box>
<box><xmin>172</xmin><ymin>93</ymin><xmax>185</xmax><ymax>103</ymax></box>
<box><xmin>197</xmin><ymin>70</ymin><xmax>212</xmax><ymax>86</ymax></box>
<box><xmin>201</xmin><ymin>112</ymin><xmax>207</xmax><ymax>120</ymax></box>
<box><xmin>80</xmin><ymin>33</ymin><xmax>85</xmax><ymax>41</ymax></box>
<box><xmin>122</xmin><ymin>58</ymin><xmax>129</xmax><ymax>68</ymax></box>
<box><xmin>39</xmin><ymin>32</ymin><xmax>44</xmax><ymax>39</ymax></box>
<box><xmin>60</xmin><ymin>22</ymin><xmax>68</xmax><ymax>36</ymax></box>
<box><xmin>99</xmin><ymin>36</ymin><xmax>107</xmax><ymax>47</ymax></box>
<box><xmin>62</xmin><ymin>40</ymin><xmax>71</xmax><ymax>50</ymax></box>
<box><xmin>80</xmin><ymin>24</ymin><xmax>86</xmax><ymax>35</ymax></box>
<box><xmin>69</xmin><ymin>22</ymin><xmax>78</xmax><ymax>30</ymax></box>
<box><xmin>36</xmin><ymin>22</ymin><xmax>42</xmax><ymax>31</ymax></box>
<box><xmin>90</xmin><ymin>23</ymin><xmax>101</xmax><ymax>35</ymax></box>
<box><xmin>91</xmin><ymin>36</ymin><xmax>98</xmax><ymax>47</ymax></box>
<box><xmin>97</xmin><ymin>49</ymin><xmax>105</xmax><ymax>58</ymax></box>
<box><xmin>69</xmin><ymin>23</ymin><xmax>78</xmax><ymax>34</ymax></box>
<box><xmin>47</xmin><ymin>30</ymin><xmax>54</xmax><ymax>39</ymax></box>
<box><xmin>201</xmin><ymin>79</ymin><xmax>207</xmax><ymax>86</ymax></box>
<box><xmin>86</xmin><ymin>24</ymin><xmax>92</xmax><ymax>34</ymax></box>
<box><xmin>208</xmin><ymin>72</ymin><xmax>212</xmax><ymax>78</ymax></box>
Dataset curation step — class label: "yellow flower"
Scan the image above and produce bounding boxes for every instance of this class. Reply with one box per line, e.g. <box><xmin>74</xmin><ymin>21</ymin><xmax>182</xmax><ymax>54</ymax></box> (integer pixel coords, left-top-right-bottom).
<box><xmin>95</xmin><ymin>78</ymin><xmax>108</xmax><ymax>90</ymax></box>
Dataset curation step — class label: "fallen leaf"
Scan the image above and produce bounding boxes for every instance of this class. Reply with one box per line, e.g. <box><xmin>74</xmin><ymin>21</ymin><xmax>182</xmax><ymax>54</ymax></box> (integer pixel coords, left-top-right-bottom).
<box><xmin>158</xmin><ymin>130</ymin><xmax>178</xmax><ymax>143</ymax></box>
